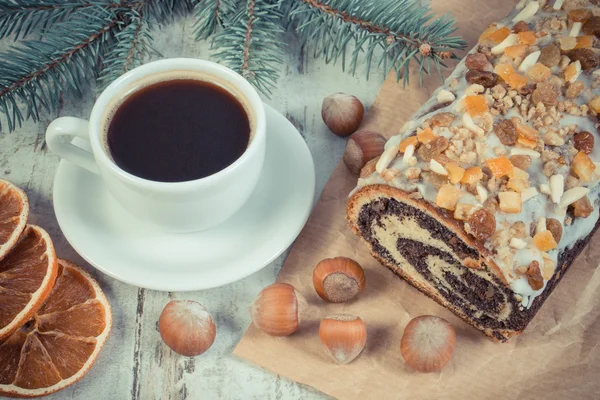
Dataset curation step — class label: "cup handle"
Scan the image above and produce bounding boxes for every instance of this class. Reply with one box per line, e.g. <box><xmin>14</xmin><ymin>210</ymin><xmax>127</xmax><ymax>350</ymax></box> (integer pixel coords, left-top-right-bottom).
<box><xmin>46</xmin><ymin>117</ymin><xmax>100</xmax><ymax>175</ymax></box>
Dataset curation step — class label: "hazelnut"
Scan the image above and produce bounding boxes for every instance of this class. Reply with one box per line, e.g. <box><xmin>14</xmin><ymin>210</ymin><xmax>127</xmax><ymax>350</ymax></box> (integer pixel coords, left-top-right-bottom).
<box><xmin>343</xmin><ymin>130</ymin><xmax>387</xmax><ymax>174</ymax></box>
<box><xmin>159</xmin><ymin>300</ymin><xmax>216</xmax><ymax>357</ymax></box>
<box><xmin>250</xmin><ymin>283</ymin><xmax>307</xmax><ymax>336</ymax></box>
<box><xmin>319</xmin><ymin>314</ymin><xmax>367</xmax><ymax>364</ymax></box>
<box><xmin>313</xmin><ymin>257</ymin><xmax>366</xmax><ymax>303</ymax></box>
<box><xmin>321</xmin><ymin>93</ymin><xmax>365</xmax><ymax>136</ymax></box>
<box><xmin>400</xmin><ymin>315</ymin><xmax>456</xmax><ymax>373</ymax></box>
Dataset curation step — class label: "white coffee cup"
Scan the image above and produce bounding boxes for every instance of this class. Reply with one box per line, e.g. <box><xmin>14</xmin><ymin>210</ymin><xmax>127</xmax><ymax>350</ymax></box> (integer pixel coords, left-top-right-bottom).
<box><xmin>46</xmin><ymin>58</ymin><xmax>266</xmax><ymax>233</ymax></box>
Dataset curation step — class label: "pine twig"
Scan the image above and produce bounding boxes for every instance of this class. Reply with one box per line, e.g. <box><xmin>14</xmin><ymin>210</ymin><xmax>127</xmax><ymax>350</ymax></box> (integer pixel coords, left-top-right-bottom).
<box><xmin>0</xmin><ymin>7</ymin><xmax>126</xmax><ymax>131</ymax></box>
<box><xmin>289</xmin><ymin>0</ymin><xmax>467</xmax><ymax>83</ymax></box>
<box><xmin>211</xmin><ymin>0</ymin><xmax>285</xmax><ymax>96</ymax></box>
<box><xmin>193</xmin><ymin>0</ymin><xmax>237</xmax><ymax>40</ymax></box>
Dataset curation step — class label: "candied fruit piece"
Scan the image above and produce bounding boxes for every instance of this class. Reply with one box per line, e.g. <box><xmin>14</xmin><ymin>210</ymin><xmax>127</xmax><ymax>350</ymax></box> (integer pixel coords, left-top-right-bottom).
<box><xmin>494</xmin><ymin>63</ymin><xmax>515</xmax><ymax>81</ymax></box>
<box><xmin>517</xmin><ymin>136</ymin><xmax>537</xmax><ymax>148</ymax></box>
<box><xmin>531</xmin><ymin>82</ymin><xmax>558</xmax><ymax>107</ymax></box>
<box><xmin>575</xmin><ymin>35</ymin><xmax>593</xmax><ymax>49</ymax></box>
<box><xmin>479</xmin><ymin>24</ymin><xmax>500</xmax><ymax>43</ymax></box>
<box><xmin>468</xmin><ymin>209</ymin><xmax>496</xmax><ymax>241</ymax></box>
<box><xmin>569</xmin><ymin>9</ymin><xmax>592</xmax><ymax>23</ymax></box>
<box><xmin>507</xmin><ymin>177</ymin><xmax>528</xmax><ymax>192</ymax></box>
<box><xmin>526</xmin><ymin>62</ymin><xmax>551</xmax><ymax>82</ymax></box>
<box><xmin>559</xmin><ymin>37</ymin><xmax>577</xmax><ymax>51</ymax></box>
<box><xmin>487</xmin><ymin>156</ymin><xmax>514</xmax><ymax>177</ymax></box>
<box><xmin>488</xmin><ymin>26</ymin><xmax>511</xmax><ymax>44</ymax></box>
<box><xmin>464</xmin><ymin>95</ymin><xmax>489</xmax><ymax>116</ymax></box>
<box><xmin>572</xmin><ymin>151</ymin><xmax>596</xmax><ymax>182</ymax></box>
<box><xmin>436</xmin><ymin>184</ymin><xmax>462</xmax><ymax>211</ymax></box>
<box><xmin>494</xmin><ymin>119</ymin><xmax>517</xmax><ymax>145</ymax></box>
<box><xmin>582</xmin><ymin>16</ymin><xmax>600</xmax><ymax>37</ymax></box>
<box><xmin>533</xmin><ymin>230</ymin><xmax>557</xmax><ymax>252</ymax></box>
<box><xmin>518</xmin><ymin>31</ymin><xmax>536</xmax><ymax>45</ymax></box>
<box><xmin>515</xmin><ymin>120</ymin><xmax>539</xmax><ymax>142</ymax></box>
<box><xmin>574</xmin><ymin>131</ymin><xmax>594</xmax><ymax>154</ymax></box>
<box><xmin>465</xmin><ymin>70</ymin><xmax>498</xmax><ymax>88</ymax></box>
<box><xmin>505</xmin><ymin>44</ymin><xmax>528</xmax><ymax>58</ymax></box>
<box><xmin>564</xmin><ymin>61</ymin><xmax>582</xmax><ymax>83</ymax></box>
<box><xmin>417</xmin><ymin>128</ymin><xmax>436</xmax><ymax>144</ymax></box>
<box><xmin>571</xmin><ymin>196</ymin><xmax>593</xmax><ymax>217</ymax></box>
<box><xmin>399</xmin><ymin>136</ymin><xmax>418</xmax><ymax>153</ymax></box>
<box><xmin>538</xmin><ymin>45</ymin><xmax>561</xmax><ymax>67</ymax></box>
<box><xmin>569</xmin><ymin>48</ymin><xmax>598</xmax><ymax>70</ymax></box>
<box><xmin>589</xmin><ymin>96</ymin><xmax>600</xmax><ymax>113</ymax></box>
<box><xmin>507</xmin><ymin>72</ymin><xmax>528</xmax><ymax>90</ymax></box>
<box><xmin>461</xmin><ymin>167</ymin><xmax>484</xmax><ymax>185</ymax></box>
<box><xmin>498</xmin><ymin>191</ymin><xmax>522</xmax><ymax>213</ymax></box>
<box><xmin>508</xmin><ymin>166</ymin><xmax>528</xmax><ymax>180</ymax></box>
<box><xmin>465</xmin><ymin>53</ymin><xmax>490</xmax><ymax>70</ymax></box>
<box><xmin>446</xmin><ymin>162</ymin><xmax>465</xmax><ymax>184</ymax></box>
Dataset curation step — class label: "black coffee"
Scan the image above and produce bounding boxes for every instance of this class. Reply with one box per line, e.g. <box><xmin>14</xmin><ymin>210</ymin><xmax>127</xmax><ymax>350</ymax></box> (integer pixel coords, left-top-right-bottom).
<box><xmin>106</xmin><ymin>77</ymin><xmax>251</xmax><ymax>182</ymax></box>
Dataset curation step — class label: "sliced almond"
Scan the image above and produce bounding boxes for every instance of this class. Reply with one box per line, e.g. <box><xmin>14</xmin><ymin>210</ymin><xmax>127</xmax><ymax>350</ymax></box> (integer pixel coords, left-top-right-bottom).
<box><xmin>376</xmin><ymin>145</ymin><xmax>399</xmax><ymax>174</ymax></box>
<box><xmin>536</xmin><ymin>217</ymin><xmax>547</xmax><ymax>234</ymax></box>
<box><xmin>518</xmin><ymin>50</ymin><xmax>541</xmax><ymax>73</ymax></box>
<box><xmin>476</xmin><ymin>185</ymin><xmax>488</xmax><ymax>203</ymax></box>
<box><xmin>539</xmin><ymin>183</ymin><xmax>551</xmax><ymax>195</ymax></box>
<box><xmin>437</xmin><ymin>89</ymin><xmax>456</xmax><ymax>103</ymax></box>
<box><xmin>430</xmin><ymin>159</ymin><xmax>448</xmax><ymax>176</ymax></box>
<box><xmin>570</xmin><ymin>22</ymin><xmax>582</xmax><ymax>37</ymax></box>
<box><xmin>511</xmin><ymin>147</ymin><xmax>540</xmax><ymax>159</ymax></box>
<box><xmin>521</xmin><ymin>186</ymin><xmax>539</xmax><ymax>202</ymax></box>
<box><xmin>465</xmin><ymin>84</ymin><xmax>485</xmax><ymax>96</ymax></box>
<box><xmin>510</xmin><ymin>238</ymin><xmax>528</xmax><ymax>249</ymax></box>
<box><xmin>492</xmin><ymin>34</ymin><xmax>519</xmax><ymax>55</ymax></box>
<box><xmin>513</xmin><ymin>1</ymin><xmax>539</xmax><ymax>22</ymax></box>
<box><xmin>559</xmin><ymin>187</ymin><xmax>590</xmax><ymax>207</ymax></box>
<box><xmin>463</xmin><ymin>112</ymin><xmax>485</xmax><ymax>136</ymax></box>
<box><xmin>553</xmin><ymin>0</ymin><xmax>564</xmax><ymax>10</ymax></box>
<box><xmin>403</xmin><ymin>144</ymin><xmax>415</xmax><ymax>163</ymax></box>
<box><xmin>549</xmin><ymin>175</ymin><xmax>564</xmax><ymax>204</ymax></box>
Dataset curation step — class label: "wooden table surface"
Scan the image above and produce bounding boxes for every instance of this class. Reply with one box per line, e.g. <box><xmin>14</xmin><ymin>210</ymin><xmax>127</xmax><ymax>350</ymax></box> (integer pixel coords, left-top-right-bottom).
<box><xmin>0</xmin><ymin>14</ymin><xmax>387</xmax><ymax>400</ymax></box>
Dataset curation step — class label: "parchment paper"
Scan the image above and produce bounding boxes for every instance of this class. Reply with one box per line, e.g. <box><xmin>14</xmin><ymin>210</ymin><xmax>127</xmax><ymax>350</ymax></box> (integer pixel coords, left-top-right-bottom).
<box><xmin>234</xmin><ymin>1</ymin><xmax>600</xmax><ymax>398</ymax></box>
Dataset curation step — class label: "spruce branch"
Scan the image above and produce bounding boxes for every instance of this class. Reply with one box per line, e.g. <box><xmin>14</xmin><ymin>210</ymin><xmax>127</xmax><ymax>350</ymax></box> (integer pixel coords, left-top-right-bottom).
<box><xmin>97</xmin><ymin>8</ymin><xmax>156</xmax><ymax>89</ymax></box>
<box><xmin>193</xmin><ymin>0</ymin><xmax>237</xmax><ymax>40</ymax></box>
<box><xmin>288</xmin><ymin>0</ymin><xmax>467</xmax><ymax>83</ymax></box>
<box><xmin>0</xmin><ymin>6</ymin><xmax>125</xmax><ymax>131</ymax></box>
<box><xmin>211</xmin><ymin>0</ymin><xmax>285</xmax><ymax>95</ymax></box>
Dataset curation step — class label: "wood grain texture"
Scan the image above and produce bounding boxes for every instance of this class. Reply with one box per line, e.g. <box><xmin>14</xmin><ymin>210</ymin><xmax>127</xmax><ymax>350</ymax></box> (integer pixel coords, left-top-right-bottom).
<box><xmin>0</xmin><ymin>12</ymin><xmax>389</xmax><ymax>400</ymax></box>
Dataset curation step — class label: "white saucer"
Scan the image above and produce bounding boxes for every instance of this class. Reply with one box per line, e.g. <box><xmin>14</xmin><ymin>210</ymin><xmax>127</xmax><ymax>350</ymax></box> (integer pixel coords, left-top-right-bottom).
<box><xmin>53</xmin><ymin>104</ymin><xmax>315</xmax><ymax>291</ymax></box>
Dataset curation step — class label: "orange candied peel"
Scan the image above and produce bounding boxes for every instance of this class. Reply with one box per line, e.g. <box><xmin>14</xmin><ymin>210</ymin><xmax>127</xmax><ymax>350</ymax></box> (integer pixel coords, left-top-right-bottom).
<box><xmin>417</xmin><ymin>128</ymin><xmax>436</xmax><ymax>144</ymax></box>
<box><xmin>518</xmin><ymin>31</ymin><xmax>536</xmax><ymax>45</ymax></box>
<box><xmin>399</xmin><ymin>136</ymin><xmax>418</xmax><ymax>153</ymax></box>
<box><xmin>572</xmin><ymin>151</ymin><xmax>596</xmax><ymax>182</ymax></box>
<box><xmin>479</xmin><ymin>24</ymin><xmax>500</xmax><ymax>43</ymax></box>
<box><xmin>464</xmin><ymin>95</ymin><xmax>489</xmax><ymax>117</ymax></box>
<box><xmin>565</xmin><ymin>61</ymin><xmax>582</xmax><ymax>83</ymax></box>
<box><xmin>498</xmin><ymin>191</ymin><xmax>522</xmax><ymax>214</ymax></box>
<box><xmin>527</xmin><ymin>62</ymin><xmax>551</xmax><ymax>82</ymax></box>
<box><xmin>505</xmin><ymin>44</ymin><xmax>528</xmax><ymax>59</ymax></box>
<box><xmin>488</xmin><ymin>26</ymin><xmax>511</xmax><ymax>44</ymax></box>
<box><xmin>533</xmin><ymin>230</ymin><xmax>558</xmax><ymax>252</ymax></box>
<box><xmin>575</xmin><ymin>35</ymin><xmax>593</xmax><ymax>49</ymax></box>
<box><xmin>494</xmin><ymin>63</ymin><xmax>514</xmax><ymax>81</ymax></box>
<box><xmin>436</xmin><ymin>184</ymin><xmax>462</xmax><ymax>211</ymax></box>
<box><xmin>487</xmin><ymin>156</ymin><xmax>514</xmax><ymax>177</ymax></box>
<box><xmin>446</xmin><ymin>162</ymin><xmax>465</xmax><ymax>184</ymax></box>
<box><xmin>460</xmin><ymin>167</ymin><xmax>484</xmax><ymax>185</ymax></box>
<box><xmin>514</xmin><ymin>120</ymin><xmax>539</xmax><ymax>148</ymax></box>
<box><xmin>589</xmin><ymin>96</ymin><xmax>600</xmax><ymax>114</ymax></box>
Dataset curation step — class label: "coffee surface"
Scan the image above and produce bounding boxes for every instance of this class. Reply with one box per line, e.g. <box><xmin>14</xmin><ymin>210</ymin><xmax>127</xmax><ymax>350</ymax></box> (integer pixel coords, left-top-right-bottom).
<box><xmin>107</xmin><ymin>79</ymin><xmax>251</xmax><ymax>182</ymax></box>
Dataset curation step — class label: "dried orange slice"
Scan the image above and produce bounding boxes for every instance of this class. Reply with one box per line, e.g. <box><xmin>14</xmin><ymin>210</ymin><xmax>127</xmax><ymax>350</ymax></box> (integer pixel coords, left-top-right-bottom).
<box><xmin>0</xmin><ymin>259</ymin><xmax>111</xmax><ymax>398</ymax></box>
<box><xmin>0</xmin><ymin>179</ymin><xmax>29</xmax><ymax>261</ymax></box>
<box><xmin>0</xmin><ymin>225</ymin><xmax>57</xmax><ymax>342</ymax></box>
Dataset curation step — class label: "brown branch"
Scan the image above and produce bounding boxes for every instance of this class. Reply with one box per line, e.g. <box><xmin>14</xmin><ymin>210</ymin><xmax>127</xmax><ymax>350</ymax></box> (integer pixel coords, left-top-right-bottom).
<box><xmin>214</xmin><ymin>0</ymin><xmax>221</xmax><ymax>20</ymax></box>
<box><xmin>301</xmin><ymin>0</ymin><xmax>425</xmax><ymax>49</ymax></box>
<box><xmin>123</xmin><ymin>13</ymin><xmax>145</xmax><ymax>72</ymax></box>
<box><xmin>0</xmin><ymin>14</ymin><xmax>123</xmax><ymax>99</ymax></box>
<box><xmin>241</xmin><ymin>0</ymin><xmax>255</xmax><ymax>77</ymax></box>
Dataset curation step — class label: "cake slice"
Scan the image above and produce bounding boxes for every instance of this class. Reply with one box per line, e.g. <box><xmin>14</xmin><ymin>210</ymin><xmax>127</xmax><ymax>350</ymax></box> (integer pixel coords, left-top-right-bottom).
<box><xmin>347</xmin><ymin>1</ymin><xmax>600</xmax><ymax>341</ymax></box>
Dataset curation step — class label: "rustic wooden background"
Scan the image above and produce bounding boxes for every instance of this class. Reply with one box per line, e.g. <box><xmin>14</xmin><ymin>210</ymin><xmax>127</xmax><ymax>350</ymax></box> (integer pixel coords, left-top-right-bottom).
<box><xmin>0</xmin><ymin>12</ymin><xmax>389</xmax><ymax>400</ymax></box>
